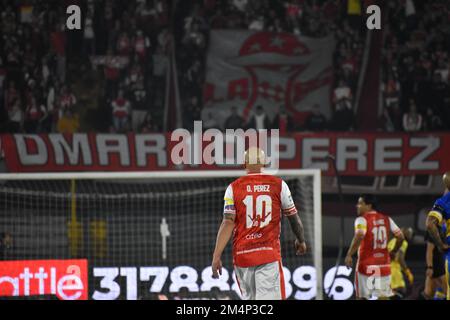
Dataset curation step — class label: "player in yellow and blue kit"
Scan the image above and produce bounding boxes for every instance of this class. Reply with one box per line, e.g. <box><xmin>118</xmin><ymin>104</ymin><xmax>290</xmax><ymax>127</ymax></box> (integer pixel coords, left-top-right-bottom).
<box><xmin>388</xmin><ymin>227</ymin><xmax>414</xmax><ymax>299</ymax></box>
<box><xmin>426</xmin><ymin>172</ymin><xmax>450</xmax><ymax>300</ymax></box>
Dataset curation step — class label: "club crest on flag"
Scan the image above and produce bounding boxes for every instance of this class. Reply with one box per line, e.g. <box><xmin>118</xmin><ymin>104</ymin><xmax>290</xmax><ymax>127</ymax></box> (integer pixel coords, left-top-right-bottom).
<box><xmin>203</xmin><ymin>31</ymin><xmax>335</xmax><ymax>127</ymax></box>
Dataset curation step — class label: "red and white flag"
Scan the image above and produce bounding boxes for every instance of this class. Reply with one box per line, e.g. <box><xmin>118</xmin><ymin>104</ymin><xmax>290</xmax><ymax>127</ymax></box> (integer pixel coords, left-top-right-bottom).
<box><xmin>203</xmin><ymin>30</ymin><xmax>335</xmax><ymax>126</ymax></box>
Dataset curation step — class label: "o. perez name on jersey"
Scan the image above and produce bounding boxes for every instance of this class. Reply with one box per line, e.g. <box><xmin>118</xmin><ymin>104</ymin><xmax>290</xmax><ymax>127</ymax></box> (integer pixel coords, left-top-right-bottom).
<box><xmin>373</xmin><ymin>219</ymin><xmax>386</xmax><ymax>226</ymax></box>
<box><xmin>247</xmin><ymin>185</ymin><xmax>270</xmax><ymax>192</ymax></box>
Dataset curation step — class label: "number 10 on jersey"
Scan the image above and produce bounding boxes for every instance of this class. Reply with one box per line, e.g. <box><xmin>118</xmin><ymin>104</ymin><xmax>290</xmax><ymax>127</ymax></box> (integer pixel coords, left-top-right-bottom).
<box><xmin>243</xmin><ymin>195</ymin><xmax>272</xmax><ymax>229</ymax></box>
<box><xmin>372</xmin><ymin>226</ymin><xmax>387</xmax><ymax>249</ymax></box>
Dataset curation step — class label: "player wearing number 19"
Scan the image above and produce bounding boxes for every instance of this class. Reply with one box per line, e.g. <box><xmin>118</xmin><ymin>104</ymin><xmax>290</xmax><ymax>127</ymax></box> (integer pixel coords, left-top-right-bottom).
<box><xmin>211</xmin><ymin>147</ymin><xmax>307</xmax><ymax>300</ymax></box>
<box><xmin>345</xmin><ymin>194</ymin><xmax>405</xmax><ymax>300</ymax></box>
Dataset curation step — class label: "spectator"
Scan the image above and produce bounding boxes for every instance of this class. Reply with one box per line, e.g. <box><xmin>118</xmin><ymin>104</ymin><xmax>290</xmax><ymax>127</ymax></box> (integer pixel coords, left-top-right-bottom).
<box><xmin>247</xmin><ymin>105</ymin><xmax>271</xmax><ymax>131</ymax></box>
<box><xmin>182</xmin><ymin>22</ymin><xmax>206</xmax><ymax>50</ymax></box>
<box><xmin>203</xmin><ymin>112</ymin><xmax>219</xmax><ymax>130</ymax></box>
<box><xmin>272</xmin><ymin>106</ymin><xmax>295</xmax><ymax>133</ymax></box>
<box><xmin>224</xmin><ymin>106</ymin><xmax>245</xmax><ymax>130</ymax></box>
<box><xmin>24</xmin><ymin>96</ymin><xmax>47</xmax><ymax>133</ymax></box>
<box><xmin>50</xmin><ymin>22</ymin><xmax>67</xmax><ymax>82</ymax></box>
<box><xmin>7</xmin><ymin>99</ymin><xmax>24</xmax><ymax>133</ymax></box>
<box><xmin>402</xmin><ymin>100</ymin><xmax>423</xmax><ymax>132</ymax></box>
<box><xmin>1</xmin><ymin>6</ymin><xmax>16</xmax><ymax>35</ymax></box>
<box><xmin>58</xmin><ymin>85</ymin><xmax>77</xmax><ymax>120</ymax></box>
<box><xmin>4</xmin><ymin>82</ymin><xmax>19</xmax><ymax>114</ymax></box>
<box><xmin>153</xmin><ymin>46</ymin><xmax>168</xmax><ymax>108</ymax></box>
<box><xmin>111</xmin><ymin>90</ymin><xmax>131</xmax><ymax>132</ymax></box>
<box><xmin>83</xmin><ymin>9</ymin><xmax>96</xmax><ymax>57</ymax></box>
<box><xmin>332</xmin><ymin>79</ymin><xmax>353</xmax><ymax>110</ymax></box>
<box><xmin>133</xmin><ymin>30</ymin><xmax>151</xmax><ymax>63</ymax></box>
<box><xmin>117</xmin><ymin>31</ymin><xmax>132</xmax><ymax>56</ymax></box>
<box><xmin>430</xmin><ymin>73</ymin><xmax>449</xmax><ymax>118</ymax></box>
<box><xmin>249</xmin><ymin>16</ymin><xmax>265</xmax><ymax>31</ymax></box>
<box><xmin>305</xmin><ymin>104</ymin><xmax>328</xmax><ymax>131</ymax></box>
<box><xmin>184</xmin><ymin>96</ymin><xmax>202</xmax><ymax>129</ymax></box>
<box><xmin>140</xmin><ymin>112</ymin><xmax>159</xmax><ymax>133</ymax></box>
<box><xmin>330</xmin><ymin>100</ymin><xmax>355</xmax><ymax>131</ymax></box>
<box><xmin>57</xmin><ymin>109</ymin><xmax>80</xmax><ymax>133</ymax></box>
<box><xmin>45</xmin><ymin>79</ymin><xmax>59</xmax><ymax>132</ymax></box>
<box><xmin>0</xmin><ymin>232</ymin><xmax>13</xmax><ymax>260</ymax></box>
<box><xmin>423</xmin><ymin>107</ymin><xmax>443</xmax><ymax>132</ymax></box>
<box><xmin>124</xmin><ymin>63</ymin><xmax>145</xmax><ymax>92</ymax></box>
<box><xmin>104</xmin><ymin>50</ymin><xmax>122</xmax><ymax>100</ymax></box>
<box><xmin>157</xmin><ymin>28</ymin><xmax>171</xmax><ymax>53</ymax></box>
<box><xmin>130</xmin><ymin>86</ymin><xmax>148</xmax><ymax>132</ymax></box>
<box><xmin>379</xmin><ymin>101</ymin><xmax>403</xmax><ymax>132</ymax></box>
<box><xmin>382</xmin><ymin>74</ymin><xmax>401</xmax><ymax>108</ymax></box>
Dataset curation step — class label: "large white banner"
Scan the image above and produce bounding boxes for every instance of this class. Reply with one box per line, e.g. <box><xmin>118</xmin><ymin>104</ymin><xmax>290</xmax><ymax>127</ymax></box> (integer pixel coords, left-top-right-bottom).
<box><xmin>203</xmin><ymin>30</ymin><xmax>335</xmax><ymax>126</ymax></box>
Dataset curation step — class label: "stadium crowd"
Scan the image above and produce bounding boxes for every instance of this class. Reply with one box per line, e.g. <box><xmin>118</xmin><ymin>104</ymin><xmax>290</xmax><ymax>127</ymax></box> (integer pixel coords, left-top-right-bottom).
<box><xmin>380</xmin><ymin>0</ymin><xmax>450</xmax><ymax>132</ymax></box>
<box><xmin>0</xmin><ymin>0</ymin><xmax>448</xmax><ymax>134</ymax></box>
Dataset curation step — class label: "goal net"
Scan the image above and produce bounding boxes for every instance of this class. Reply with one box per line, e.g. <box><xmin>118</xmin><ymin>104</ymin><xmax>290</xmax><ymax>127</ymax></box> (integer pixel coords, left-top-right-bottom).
<box><xmin>0</xmin><ymin>170</ymin><xmax>322</xmax><ymax>300</ymax></box>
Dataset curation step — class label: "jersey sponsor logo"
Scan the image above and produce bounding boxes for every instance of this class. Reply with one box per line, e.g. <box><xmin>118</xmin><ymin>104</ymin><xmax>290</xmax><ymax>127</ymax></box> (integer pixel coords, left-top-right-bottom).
<box><xmin>245</xmin><ymin>232</ymin><xmax>263</xmax><ymax>240</ymax></box>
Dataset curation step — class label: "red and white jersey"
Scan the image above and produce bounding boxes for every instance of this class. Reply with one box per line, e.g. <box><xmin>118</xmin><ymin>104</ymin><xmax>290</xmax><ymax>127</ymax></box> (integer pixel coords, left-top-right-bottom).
<box><xmin>354</xmin><ymin>211</ymin><xmax>402</xmax><ymax>276</ymax></box>
<box><xmin>223</xmin><ymin>173</ymin><xmax>298</xmax><ymax>268</ymax></box>
<box><xmin>111</xmin><ymin>98</ymin><xmax>130</xmax><ymax>118</ymax></box>
<box><xmin>26</xmin><ymin>103</ymin><xmax>46</xmax><ymax>121</ymax></box>
<box><xmin>60</xmin><ymin>93</ymin><xmax>76</xmax><ymax>109</ymax></box>
<box><xmin>134</xmin><ymin>36</ymin><xmax>149</xmax><ymax>57</ymax></box>
<box><xmin>117</xmin><ymin>35</ymin><xmax>131</xmax><ymax>55</ymax></box>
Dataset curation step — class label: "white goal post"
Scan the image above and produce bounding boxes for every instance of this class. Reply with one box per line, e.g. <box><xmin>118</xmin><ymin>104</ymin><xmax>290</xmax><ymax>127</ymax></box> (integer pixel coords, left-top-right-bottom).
<box><xmin>0</xmin><ymin>169</ymin><xmax>322</xmax><ymax>300</ymax></box>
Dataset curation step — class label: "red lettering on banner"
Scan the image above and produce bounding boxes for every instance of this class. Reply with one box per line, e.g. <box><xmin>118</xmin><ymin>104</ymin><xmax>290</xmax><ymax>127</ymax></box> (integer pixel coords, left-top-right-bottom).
<box><xmin>1</xmin><ymin>133</ymin><xmax>449</xmax><ymax>176</ymax></box>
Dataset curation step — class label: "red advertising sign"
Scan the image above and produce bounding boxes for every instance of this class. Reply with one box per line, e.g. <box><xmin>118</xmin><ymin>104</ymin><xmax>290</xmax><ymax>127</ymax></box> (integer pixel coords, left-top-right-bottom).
<box><xmin>1</xmin><ymin>133</ymin><xmax>449</xmax><ymax>176</ymax></box>
<box><xmin>0</xmin><ymin>259</ymin><xmax>88</xmax><ymax>300</ymax></box>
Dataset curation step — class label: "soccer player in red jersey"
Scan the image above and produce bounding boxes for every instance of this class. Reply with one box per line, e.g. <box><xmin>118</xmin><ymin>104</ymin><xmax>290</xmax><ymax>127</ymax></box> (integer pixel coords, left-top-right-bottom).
<box><xmin>211</xmin><ymin>147</ymin><xmax>307</xmax><ymax>300</ymax></box>
<box><xmin>345</xmin><ymin>194</ymin><xmax>405</xmax><ymax>300</ymax></box>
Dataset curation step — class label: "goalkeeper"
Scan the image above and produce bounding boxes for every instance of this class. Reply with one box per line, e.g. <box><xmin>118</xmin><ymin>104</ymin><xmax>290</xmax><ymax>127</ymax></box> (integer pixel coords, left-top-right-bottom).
<box><xmin>388</xmin><ymin>227</ymin><xmax>414</xmax><ymax>299</ymax></box>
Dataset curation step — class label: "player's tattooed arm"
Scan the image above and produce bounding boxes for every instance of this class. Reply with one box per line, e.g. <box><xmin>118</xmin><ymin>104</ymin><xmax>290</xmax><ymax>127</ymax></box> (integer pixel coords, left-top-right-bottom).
<box><xmin>426</xmin><ymin>215</ymin><xmax>447</xmax><ymax>252</ymax></box>
<box><xmin>287</xmin><ymin>214</ymin><xmax>305</xmax><ymax>243</ymax></box>
<box><xmin>223</xmin><ymin>213</ymin><xmax>236</xmax><ymax>222</ymax></box>
<box><xmin>212</xmin><ymin>213</ymin><xmax>236</xmax><ymax>278</ymax></box>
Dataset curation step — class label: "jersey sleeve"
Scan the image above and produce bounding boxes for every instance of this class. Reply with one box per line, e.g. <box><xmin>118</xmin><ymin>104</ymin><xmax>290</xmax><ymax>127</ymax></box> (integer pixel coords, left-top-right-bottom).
<box><xmin>389</xmin><ymin>217</ymin><xmax>402</xmax><ymax>237</ymax></box>
<box><xmin>281</xmin><ymin>180</ymin><xmax>298</xmax><ymax>216</ymax></box>
<box><xmin>223</xmin><ymin>184</ymin><xmax>236</xmax><ymax>216</ymax></box>
<box><xmin>354</xmin><ymin>216</ymin><xmax>367</xmax><ymax>236</ymax></box>
<box><xmin>428</xmin><ymin>198</ymin><xmax>445</xmax><ymax>224</ymax></box>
